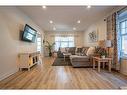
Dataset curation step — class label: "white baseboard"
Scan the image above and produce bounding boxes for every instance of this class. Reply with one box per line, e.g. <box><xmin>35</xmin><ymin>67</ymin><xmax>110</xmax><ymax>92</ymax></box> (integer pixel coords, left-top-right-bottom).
<box><xmin>120</xmin><ymin>71</ymin><xmax>127</xmax><ymax>76</ymax></box>
<box><xmin>0</xmin><ymin>68</ymin><xmax>18</xmax><ymax>81</ymax></box>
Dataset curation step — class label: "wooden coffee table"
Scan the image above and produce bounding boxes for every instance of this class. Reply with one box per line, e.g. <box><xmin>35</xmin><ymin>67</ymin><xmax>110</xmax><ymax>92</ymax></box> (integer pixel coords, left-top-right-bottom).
<box><xmin>92</xmin><ymin>57</ymin><xmax>112</xmax><ymax>72</ymax></box>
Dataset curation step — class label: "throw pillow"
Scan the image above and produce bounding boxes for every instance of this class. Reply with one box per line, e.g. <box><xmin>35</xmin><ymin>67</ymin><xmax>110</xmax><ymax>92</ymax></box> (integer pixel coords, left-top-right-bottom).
<box><xmin>60</xmin><ymin>48</ymin><xmax>66</xmax><ymax>53</ymax></box>
<box><xmin>82</xmin><ymin>47</ymin><xmax>89</xmax><ymax>55</ymax></box>
<box><xmin>86</xmin><ymin>47</ymin><xmax>95</xmax><ymax>56</ymax></box>
<box><xmin>68</xmin><ymin>47</ymin><xmax>76</xmax><ymax>55</ymax></box>
<box><xmin>76</xmin><ymin>47</ymin><xmax>83</xmax><ymax>53</ymax></box>
<box><xmin>65</xmin><ymin>47</ymin><xmax>69</xmax><ymax>53</ymax></box>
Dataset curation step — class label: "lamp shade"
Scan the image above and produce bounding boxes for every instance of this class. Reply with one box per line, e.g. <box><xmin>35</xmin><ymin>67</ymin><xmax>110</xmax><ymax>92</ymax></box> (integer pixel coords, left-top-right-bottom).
<box><xmin>98</xmin><ymin>40</ymin><xmax>112</xmax><ymax>48</ymax></box>
<box><xmin>105</xmin><ymin>40</ymin><xmax>112</xmax><ymax>47</ymax></box>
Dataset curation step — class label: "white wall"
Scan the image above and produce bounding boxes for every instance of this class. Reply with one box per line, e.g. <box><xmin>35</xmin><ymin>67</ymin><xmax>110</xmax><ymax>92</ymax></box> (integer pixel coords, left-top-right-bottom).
<box><xmin>0</xmin><ymin>7</ymin><xmax>44</xmax><ymax>80</ymax></box>
<box><xmin>83</xmin><ymin>18</ymin><xmax>107</xmax><ymax>47</ymax></box>
<box><xmin>83</xmin><ymin>7</ymin><xmax>123</xmax><ymax>47</ymax></box>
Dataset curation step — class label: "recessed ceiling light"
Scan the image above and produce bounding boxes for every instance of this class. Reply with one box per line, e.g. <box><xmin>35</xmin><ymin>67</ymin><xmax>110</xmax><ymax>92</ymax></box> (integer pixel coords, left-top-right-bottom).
<box><xmin>49</xmin><ymin>20</ymin><xmax>53</xmax><ymax>24</ymax></box>
<box><xmin>77</xmin><ymin>20</ymin><xmax>81</xmax><ymax>23</ymax></box>
<box><xmin>53</xmin><ymin>27</ymin><xmax>56</xmax><ymax>30</ymax></box>
<box><xmin>87</xmin><ymin>5</ymin><xmax>91</xmax><ymax>9</ymax></box>
<box><xmin>42</xmin><ymin>6</ymin><xmax>47</xmax><ymax>9</ymax></box>
<box><xmin>73</xmin><ymin>27</ymin><xmax>76</xmax><ymax>30</ymax></box>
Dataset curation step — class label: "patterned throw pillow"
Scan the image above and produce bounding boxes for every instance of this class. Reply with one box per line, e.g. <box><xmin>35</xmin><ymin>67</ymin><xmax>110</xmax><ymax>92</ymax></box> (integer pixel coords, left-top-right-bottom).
<box><xmin>65</xmin><ymin>47</ymin><xmax>69</xmax><ymax>53</ymax></box>
<box><xmin>81</xmin><ymin>47</ymin><xmax>89</xmax><ymax>56</ymax></box>
<box><xmin>76</xmin><ymin>48</ymin><xmax>83</xmax><ymax>53</ymax></box>
<box><xmin>68</xmin><ymin>47</ymin><xmax>76</xmax><ymax>55</ymax></box>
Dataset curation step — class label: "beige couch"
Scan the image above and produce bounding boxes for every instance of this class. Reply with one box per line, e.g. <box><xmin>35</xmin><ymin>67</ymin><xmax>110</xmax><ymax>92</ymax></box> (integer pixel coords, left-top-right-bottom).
<box><xmin>57</xmin><ymin>46</ymin><xmax>98</xmax><ymax>67</ymax></box>
<box><xmin>70</xmin><ymin>47</ymin><xmax>96</xmax><ymax>67</ymax></box>
<box><xmin>70</xmin><ymin>55</ymin><xmax>92</xmax><ymax>67</ymax></box>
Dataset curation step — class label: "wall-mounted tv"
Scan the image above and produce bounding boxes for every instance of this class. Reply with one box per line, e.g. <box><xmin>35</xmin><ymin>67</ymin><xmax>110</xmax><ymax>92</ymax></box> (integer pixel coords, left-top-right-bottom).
<box><xmin>21</xmin><ymin>24</ymin><xmax>37</xmax><ymax>43</ymax></box>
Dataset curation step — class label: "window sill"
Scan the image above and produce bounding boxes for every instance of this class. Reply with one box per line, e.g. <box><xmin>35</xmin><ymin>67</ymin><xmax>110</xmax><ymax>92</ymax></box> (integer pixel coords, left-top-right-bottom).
<box><xmin>121</xmin><ymin>57</ymin><xmax>127</xmax><ymax>60</ymax></box>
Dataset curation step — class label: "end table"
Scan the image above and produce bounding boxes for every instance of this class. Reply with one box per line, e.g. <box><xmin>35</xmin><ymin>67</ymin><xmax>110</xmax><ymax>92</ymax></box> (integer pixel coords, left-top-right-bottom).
<box><xmin>92</xmin><ymin>57</ymin><xmax>112</xmax><ymax>72</ymax></box>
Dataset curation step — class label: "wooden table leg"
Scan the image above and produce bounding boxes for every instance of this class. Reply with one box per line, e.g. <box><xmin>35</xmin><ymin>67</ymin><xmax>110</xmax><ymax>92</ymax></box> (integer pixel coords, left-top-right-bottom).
<box><xmin>93</xmin><ymin>59</ymin><xmax>95</xmax><ymax>69</ymax></box>
<box><xmin>109</xmin><ymin>61</ymin><xmax>111</xmax><ymax>72</ymax></box>
<box><xmin>103</xmin><ymin>62</ymin><xmax>105</xmax><ymax>69</ymax></box>
<box><xmin>98</xmin><ymin>61</ymin><xmax>100</xmax><ymax>72</ymax></box>
<box><xmin>64</xmin><ymin>55</ymin><xmax>65</xmax><ymax>62</ymax></box>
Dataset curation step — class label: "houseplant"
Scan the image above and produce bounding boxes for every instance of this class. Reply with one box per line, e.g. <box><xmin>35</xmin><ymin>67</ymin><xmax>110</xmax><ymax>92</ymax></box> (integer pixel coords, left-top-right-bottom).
<box><xmin>44</xmin><ymin>40</ymin><xmax>55</xmax><ymax>57</ymax></box>
<box><xmin>95</xmin><ymin>47</ymin><xmax>107</xmax><ymax>58</ymax></box>
<box><xmin>99</xmin><ymin>48</ymin><xmax>107</xmax><ymax>58</ymax></box>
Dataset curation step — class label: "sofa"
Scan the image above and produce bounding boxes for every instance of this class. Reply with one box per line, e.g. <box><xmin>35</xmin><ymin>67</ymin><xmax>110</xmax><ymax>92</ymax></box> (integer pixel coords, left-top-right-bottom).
<box><xmin>57</xmin><ymin>46</ymin><xmax>99</xmax><ymax>67</ymax></box>
<box><xmin>70</xmin><ymin>47</ymin><xmax>94</xmax><ymax>67</ymax></box>
<box><xmin>70</xmin><ymin>55</ymin><xmax>92</xmax><ymax>67</ymax></box>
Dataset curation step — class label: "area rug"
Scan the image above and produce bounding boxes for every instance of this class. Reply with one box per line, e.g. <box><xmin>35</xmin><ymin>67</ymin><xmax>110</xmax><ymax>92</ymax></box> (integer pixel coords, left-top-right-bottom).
<box><xmin>52</xmin><ymin>57</ymin><xmax>72</xmax><ymax>66</ymax></box>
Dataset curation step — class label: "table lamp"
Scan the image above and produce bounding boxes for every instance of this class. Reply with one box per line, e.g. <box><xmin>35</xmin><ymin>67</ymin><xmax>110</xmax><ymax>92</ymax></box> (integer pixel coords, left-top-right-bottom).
<box><xmin>105</xmin><ymin>40</ymin><xmax>112</xmax><ymax>57</ymax></box>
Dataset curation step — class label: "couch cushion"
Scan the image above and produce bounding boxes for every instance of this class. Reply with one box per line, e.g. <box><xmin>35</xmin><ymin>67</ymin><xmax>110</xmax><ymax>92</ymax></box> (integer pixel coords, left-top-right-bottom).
<box><xmin>70</xmin><ymin>55</ymin><xmax>90</xmax><ymax>62</ymax></box>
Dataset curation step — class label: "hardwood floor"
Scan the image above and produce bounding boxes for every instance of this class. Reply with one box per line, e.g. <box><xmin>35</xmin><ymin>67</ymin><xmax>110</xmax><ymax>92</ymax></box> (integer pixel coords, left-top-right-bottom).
<box><xmin>0</xmin><ymin>57</ymin><xmax>127</xmax><ymax>89</ymax></box>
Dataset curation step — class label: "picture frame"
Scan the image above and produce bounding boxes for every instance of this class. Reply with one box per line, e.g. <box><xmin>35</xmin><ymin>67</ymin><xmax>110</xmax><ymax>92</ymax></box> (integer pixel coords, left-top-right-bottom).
<box><xmin>88</xmin><ymin>29</ymin><xmax>98</xmax><ymax>42</ymax></box>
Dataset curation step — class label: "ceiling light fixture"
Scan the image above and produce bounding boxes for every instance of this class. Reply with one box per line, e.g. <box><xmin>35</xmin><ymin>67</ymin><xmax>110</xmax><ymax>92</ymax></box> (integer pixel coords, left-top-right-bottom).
<box><xmin>87</xmin><ymin>5</ymin><xmax>91</xmax><ymax>9</ymax></box>
<box><xmin>49</xmin><ymin>20</ymin><xmax>53</xmax><ymax>24</ymax></box>
<box><xmin>42</xmin><ymin>5</ymin><xmax>47</xmax><ymax>9</ymax></box>
<box><xmin>77</xmin><ymin>20</ymin><xmax>81</xmax><ymax>23</ymax></box>
<box><xmin>73</xmin><ymin>27</ymin><xmax>76</xmax><ymax>30</ymax></box>
<box><xmin>53</xmin><ymin>27</ymin><xmax>56</xmax><ymax>30</ymax></box>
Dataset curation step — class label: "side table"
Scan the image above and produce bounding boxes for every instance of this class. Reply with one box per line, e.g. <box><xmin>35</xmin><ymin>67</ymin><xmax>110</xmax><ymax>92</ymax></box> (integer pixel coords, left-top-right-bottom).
<box><xmin>92</xmin><ymin>57</ymin><xmax>112</xmax><ymax>72</ymax></box>
<box><xmin>63</xmin><ymin>53</ymin><xmax>71</xmax><ymax>62</ymax></box>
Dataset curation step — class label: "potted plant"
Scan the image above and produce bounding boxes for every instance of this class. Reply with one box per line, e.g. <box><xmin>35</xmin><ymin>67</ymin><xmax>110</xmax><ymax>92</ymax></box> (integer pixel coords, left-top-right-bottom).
<box><xmin>44</xmin><ymin>40</ymin><xmax>55</xmax><ymax>57</ymax></box>
<box><xmin>100</xmin><ymin>51</ymin><xmax>107</xmax><ymax>59</ymax></box>
<box><xmin>97</xmin><ymin>47</ymin><xmax>107</xmax><ymax>59</ymax></box>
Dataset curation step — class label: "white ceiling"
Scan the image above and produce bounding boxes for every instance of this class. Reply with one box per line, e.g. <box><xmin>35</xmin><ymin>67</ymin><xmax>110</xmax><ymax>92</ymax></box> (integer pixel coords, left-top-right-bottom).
<box><xmin>19</xmin><ymin>6</ymin><xmax>118</xmax><ymax>32</ymax></box>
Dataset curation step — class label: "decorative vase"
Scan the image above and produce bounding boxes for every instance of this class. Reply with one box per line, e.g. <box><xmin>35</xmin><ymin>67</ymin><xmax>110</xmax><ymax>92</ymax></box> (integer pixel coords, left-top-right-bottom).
<box><xmin>101</xmin><ymin>55</ymin><xmax>105</xmax><ymax>59</ymax></box>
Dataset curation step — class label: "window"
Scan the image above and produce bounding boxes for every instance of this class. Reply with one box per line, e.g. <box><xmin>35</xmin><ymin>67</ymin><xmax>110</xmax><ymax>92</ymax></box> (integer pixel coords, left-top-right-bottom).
<box><xmin>119</xmin><ymin>20</ymin><xmax>127</xmax><ymax>57</ymax></box>
<box><xmin>37</xmin><ymin>37</ymin><xmax>42</xmax><ymax>52</ymax></box>
<box><xmin>55</xmin><ymin>36</ymin><xmax>74</xmax><ymax>51</ymax></box>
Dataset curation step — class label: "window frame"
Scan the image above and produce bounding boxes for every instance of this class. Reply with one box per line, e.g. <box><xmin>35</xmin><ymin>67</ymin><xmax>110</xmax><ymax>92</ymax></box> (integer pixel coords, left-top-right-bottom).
<box><xmin>55</xmin><ymin>36</ymin><xmax>75</xmax><ymax>51</ymax></box>
<box><xmin>37</xmin><ymin>36</ymin><xmax>42</xmax><ymax>52</ymax></box>
<box><xmin>119</xmin><ymin>19</ymin><xmax>127</xmax><ymax>58</ymax></box>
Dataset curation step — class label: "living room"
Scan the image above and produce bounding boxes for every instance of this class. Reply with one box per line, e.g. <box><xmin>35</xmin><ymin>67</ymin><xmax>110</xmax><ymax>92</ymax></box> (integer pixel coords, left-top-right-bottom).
<box><xmin>0</xmin><ymin>4</ymin><xmax>127</xmax><ymax>93</ymax></box>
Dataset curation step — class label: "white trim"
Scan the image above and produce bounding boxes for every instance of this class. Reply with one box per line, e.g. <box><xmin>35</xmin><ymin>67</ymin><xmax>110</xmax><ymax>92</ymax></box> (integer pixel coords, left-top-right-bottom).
<box><xmin>0</xmin><ymin>68</ymin><xmax>18</xmax><ymax>81</ymax></box>
<box><xmin>121</xmin><ymin>70</ymin><xmax>127</xmax><ymax>76</ymax></box>
<box><xmin>121</xmin><ymin>57</ymin><xmax>127</xmax><ymax>60</ymax></box>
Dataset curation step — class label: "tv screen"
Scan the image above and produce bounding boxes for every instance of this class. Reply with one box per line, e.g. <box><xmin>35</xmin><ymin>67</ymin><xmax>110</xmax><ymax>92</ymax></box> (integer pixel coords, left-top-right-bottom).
<box><xmin>22</xmin><ymin>24</ymin><xmax>37</xmax><ymax>42</ymax></box>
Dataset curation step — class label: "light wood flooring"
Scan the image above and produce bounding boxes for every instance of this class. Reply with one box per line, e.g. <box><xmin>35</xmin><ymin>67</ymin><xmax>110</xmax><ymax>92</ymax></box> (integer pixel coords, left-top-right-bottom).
<box><xmin>0</xmin><ymin>57</ymin><xmax>127</xmax><ymax>89</ymax></box>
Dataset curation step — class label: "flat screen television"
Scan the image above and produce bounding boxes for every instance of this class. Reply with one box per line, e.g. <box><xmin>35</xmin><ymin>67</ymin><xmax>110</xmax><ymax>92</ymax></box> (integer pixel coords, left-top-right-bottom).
<box><xmin>21</xmin><ymin>24</ymin><xmax>37</xmax><ymax>43</ymax></box>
